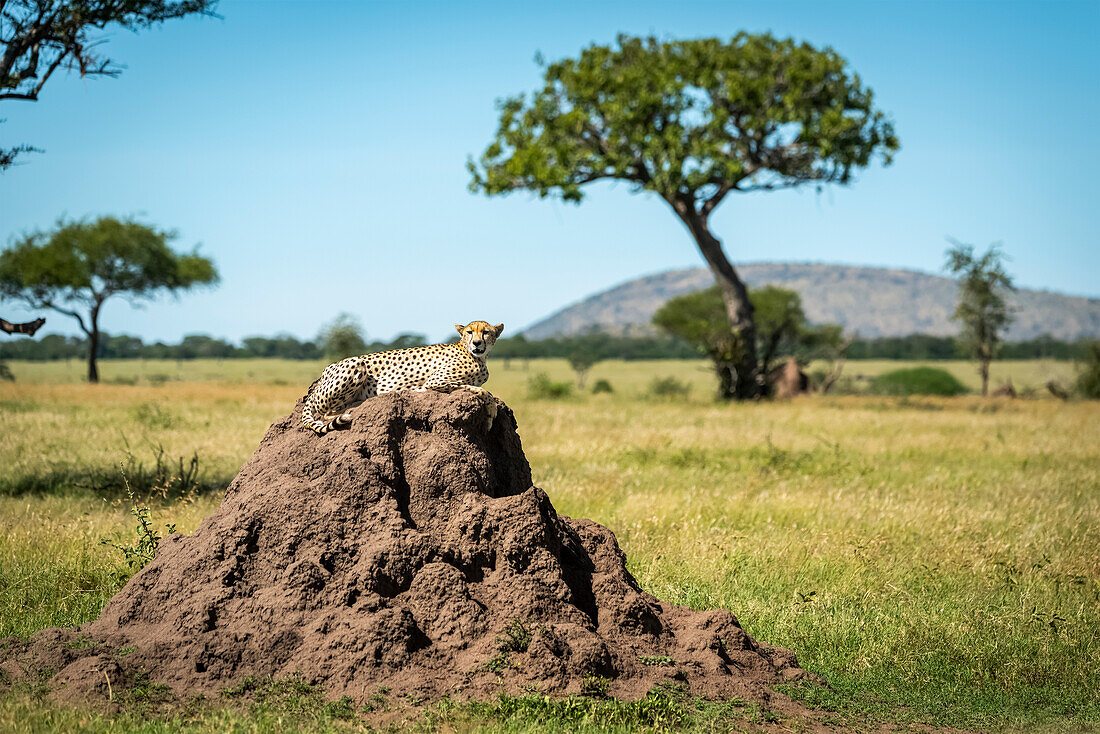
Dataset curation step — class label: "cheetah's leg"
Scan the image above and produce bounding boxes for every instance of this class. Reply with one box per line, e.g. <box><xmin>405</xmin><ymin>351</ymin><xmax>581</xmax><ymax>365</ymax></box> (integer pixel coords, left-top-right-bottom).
<box><xmin>302</xmin><ymin>366</ymin><xmax>375</xmax><ymax>435</ymax></box>
<box><xmin>418</xmin><ymin>374</ymin><xmax>462</xmax><ymax>393</ymax></box>
<box><xmin>419</xmin><ymin>375</ymin><xmax>496</xmax><ymax>431</ymax></box>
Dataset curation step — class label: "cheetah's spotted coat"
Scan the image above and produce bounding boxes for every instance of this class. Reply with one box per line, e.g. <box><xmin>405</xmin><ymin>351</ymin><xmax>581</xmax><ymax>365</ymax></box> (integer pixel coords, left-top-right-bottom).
<box><xmin>301</xmin><ymin>320</ymin><xmax>504</xmax><ymax>435</ymax></box>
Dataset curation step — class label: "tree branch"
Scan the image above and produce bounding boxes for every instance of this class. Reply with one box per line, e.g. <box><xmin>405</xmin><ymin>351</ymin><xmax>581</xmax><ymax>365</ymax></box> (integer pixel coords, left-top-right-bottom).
<box><xmin>39</xmin><ymin>300</ymin><xmax>89</xmax><ymax>335</ymax></box>
<box><xmin>699</xmin><ymin>182</ymin><xmax>731</xmax><ymax>218</ymax></box>
<box><xmin>572</xmin><ymin>170</ymin><xmax>615</xmax><ymax>185</ymax></box>
<box><xmin>0</xmin><ymin>316</ymin><xmax>45</xmax><ymax>336</ymax></box>
<box><xmin>0</xmin><ymin>46</ymin><xmax>66</xmax><ymax>101</ymax></box>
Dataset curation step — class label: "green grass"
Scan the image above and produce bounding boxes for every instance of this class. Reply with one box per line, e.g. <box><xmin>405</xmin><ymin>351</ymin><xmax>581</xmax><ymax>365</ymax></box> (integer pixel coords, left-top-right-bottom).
<box><xmin>1</xmin><ymin>357</ymin><xmax>1097</xmax><ymax>732</ymax></box>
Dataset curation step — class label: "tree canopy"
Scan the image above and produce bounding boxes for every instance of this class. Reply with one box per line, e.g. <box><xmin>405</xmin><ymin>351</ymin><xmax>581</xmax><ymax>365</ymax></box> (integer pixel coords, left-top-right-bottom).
<box><xmin>470</xmin><ymin>33</ymin><xmax>897</xmax><ymax>398</ymax></box>
<box><xmin>470</xmin><ymin>33</ymin><xmax>898</xmax><ymax>211</ymax></box>
<box><xmin>0</xmin><ymin>216</ymin><xmax>218</xmax><ymax>380</ymax></box>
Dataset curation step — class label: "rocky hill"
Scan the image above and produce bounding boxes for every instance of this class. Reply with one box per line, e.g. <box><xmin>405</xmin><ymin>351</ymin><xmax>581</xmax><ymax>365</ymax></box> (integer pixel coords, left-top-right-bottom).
<box><xmin>522</xmin><ymin>263</ymin><xmax>1100</xmax><ymax>341</ymax></box>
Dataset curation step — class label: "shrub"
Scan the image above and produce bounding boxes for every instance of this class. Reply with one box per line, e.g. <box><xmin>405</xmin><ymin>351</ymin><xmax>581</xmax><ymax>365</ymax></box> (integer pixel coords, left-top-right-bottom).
<box><xmin>647</xmin><ymin>376</ymin><xmax>691</xmax><ymax>399</ymax></box>
<box><xmin>527</xmin><ymin>372</ymin><xmax>573</xmax><ymax>399</ymax></box>
<box><xmin>1076</xmin><ymin>341</ymin><xmax>1100</xmax><ymax>399</ymax></box>
<box><xmin>869</xmin><ymin>367</ymin><xmax>968</xmax><ymax>397</ymax></box>
<box><xmin>496</xmin><ymin>618</ymin><xmax>532</xmax><ymax>653</ymax></box>
<box><xmin>591</xmin><ymin>379</ymin><xmax>613</xmax><ymax>394</ymax></box>
<box><xmin>100</xmin><ymin>484</ymin><xmax>177</xmax><ymax>570</ymax></box>
<box><xmin>580</xmin><ymin>672</ymin><xmax>611</xmax><ymax>698</ymax></box>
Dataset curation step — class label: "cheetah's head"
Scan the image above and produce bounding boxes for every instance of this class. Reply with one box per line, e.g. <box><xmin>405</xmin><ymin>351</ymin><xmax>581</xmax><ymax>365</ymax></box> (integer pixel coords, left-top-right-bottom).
<box><xmin>455</xmin><ymin>321</ymin><xmax>504</xmax><ymax>358</ymax></box>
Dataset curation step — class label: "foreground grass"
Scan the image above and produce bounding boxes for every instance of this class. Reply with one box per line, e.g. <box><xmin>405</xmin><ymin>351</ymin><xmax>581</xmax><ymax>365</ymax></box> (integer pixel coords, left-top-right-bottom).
<box><xmin>0</xmin><ymin>683</ymin><xmax>816</xmax><ymax>733</ymax></box>
<box><xmin>1</xmin><ymin>358</ymin><xmax>1097</xmax><ymax>731</ymax></box>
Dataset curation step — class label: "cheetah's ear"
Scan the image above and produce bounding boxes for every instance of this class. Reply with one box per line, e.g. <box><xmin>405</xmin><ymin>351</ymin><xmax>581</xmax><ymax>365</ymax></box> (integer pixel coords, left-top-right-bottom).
<box><xmin>454</xmin><ymin>324</ymin><xmax>465</xmax><ymax>335</ymax></box>
<box><xmin>492</xmin><ymin>323</ymin><xmax>504</xmax><ymax>338</ymax></box>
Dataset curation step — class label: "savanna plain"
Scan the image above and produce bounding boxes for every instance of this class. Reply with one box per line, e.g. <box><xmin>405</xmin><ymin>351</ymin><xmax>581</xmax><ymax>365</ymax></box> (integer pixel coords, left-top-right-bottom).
<box><xmin>0</xmin><ymin>358</ymin><xmax>1097</xmax><ymax>733</ymax></box>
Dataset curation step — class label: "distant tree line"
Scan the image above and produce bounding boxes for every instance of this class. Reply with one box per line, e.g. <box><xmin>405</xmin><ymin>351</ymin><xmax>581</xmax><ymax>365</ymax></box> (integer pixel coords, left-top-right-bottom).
<box><xmin>0</xmin><ymin>332</ymin><xmax>427</xmax><ymax>361</ymax></box>
<box><xmin>492</xmin><ymin>334</ymin><xmax>699</xmax><ymax>361</ymax></box>
<box><xmin>845</xmin><ymin>334</ymin><xmax>1086</xmax><ymax>360</ymax></box>
<box><xmin>1</xmin><ymin>330</ymin><xmax>1090</xmax><ymax>363</ymax></box>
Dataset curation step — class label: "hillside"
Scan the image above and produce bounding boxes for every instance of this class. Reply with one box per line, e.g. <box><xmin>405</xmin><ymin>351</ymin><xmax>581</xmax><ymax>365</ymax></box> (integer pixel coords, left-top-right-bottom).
<box><xmin>522</xmin><ymin>263</ymin><xmax>1100</xmax><ymax>341</ymax></box>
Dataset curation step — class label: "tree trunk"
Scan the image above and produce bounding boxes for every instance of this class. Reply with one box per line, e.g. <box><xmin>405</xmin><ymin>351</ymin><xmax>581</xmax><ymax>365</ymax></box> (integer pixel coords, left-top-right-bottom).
<box><xmin>87</xmin><ymin>304</ymin><xmax>100</xmax><ymax>383</ymax></box>
<box><xmin>678</xmin><ymin>212</ymin><xmax>761</xmax><ymax>400</ymax></box>
<box><xmin>714</xmin><ymin>359</ymin><xmax>736</xmax><ymax>399</ymax></box>
<box><xmin>979</xmin><ymin>357</ymin><xmax>989</xmax><ymax>397</ymax></box>
<box><xmin>820</xmin><ymin>357</ymin><xmax>847</xmax><ymax>395</ymax></box>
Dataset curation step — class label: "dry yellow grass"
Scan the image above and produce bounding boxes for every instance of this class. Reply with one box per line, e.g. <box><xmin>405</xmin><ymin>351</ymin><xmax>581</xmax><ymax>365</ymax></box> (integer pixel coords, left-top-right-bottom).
<box><xmin>0</xmin><ymin>358</ymin><xmax>1097</xmax><ymax>730</ymax></box>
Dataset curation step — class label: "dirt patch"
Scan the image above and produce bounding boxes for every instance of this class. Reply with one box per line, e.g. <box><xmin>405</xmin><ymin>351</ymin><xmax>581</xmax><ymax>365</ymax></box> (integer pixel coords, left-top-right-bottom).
<box><xmin>2</xmin><ymin>390</ymin><xmax>810</xmax><ymax>711</ymax></box>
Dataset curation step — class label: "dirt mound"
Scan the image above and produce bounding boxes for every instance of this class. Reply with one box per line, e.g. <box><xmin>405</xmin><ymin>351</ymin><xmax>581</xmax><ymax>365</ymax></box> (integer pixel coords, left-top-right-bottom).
<box><xmin>2</xmin><ymin>391</ymin><xmax>807</xmax><ymax>706</ymax></box>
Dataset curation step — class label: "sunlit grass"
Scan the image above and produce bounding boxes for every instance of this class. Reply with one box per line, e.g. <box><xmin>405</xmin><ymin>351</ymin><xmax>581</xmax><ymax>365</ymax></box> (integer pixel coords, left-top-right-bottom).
<box><xmin>0</xmin><ymin>358</ymin><xmax>1097</xmax><ymax>731</ymax></box>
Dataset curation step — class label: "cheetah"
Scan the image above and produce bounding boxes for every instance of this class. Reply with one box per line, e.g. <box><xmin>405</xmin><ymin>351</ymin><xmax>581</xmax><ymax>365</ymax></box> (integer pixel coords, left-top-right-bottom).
<box><xmin>301</xmin><ymin>321</ymin><xmax>504</xmax><ymax>435</ymax></box>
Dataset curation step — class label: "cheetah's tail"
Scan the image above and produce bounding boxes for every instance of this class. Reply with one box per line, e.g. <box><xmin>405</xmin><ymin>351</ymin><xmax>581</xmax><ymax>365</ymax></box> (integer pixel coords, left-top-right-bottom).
<box><xmin>300</xmin><ymin>400</ymin><xmax>353</xmax><ymax>436</ymax></box>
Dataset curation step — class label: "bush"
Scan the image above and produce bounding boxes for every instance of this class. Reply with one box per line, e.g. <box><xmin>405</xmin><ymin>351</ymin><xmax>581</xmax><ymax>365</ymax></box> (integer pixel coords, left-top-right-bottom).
<box><xmin>591</xmin><ymin>379</ymin><xmax>613</xmax><ymax>394</ymax></box>
<box><xmin>869</xmin><ymin>367</ymin><xmax>968</xmax><ymax>397</ymax></box>
<box><xmin>647</xmin><ymin>376</ymin><xmax>691</xmax><ymax>399</ymax></box>
<box><xmin>1076</xmin><ymin>341</ymin><xmax>1100</xmax><ymax>399</ymax></box>
<box><xmin>526</xmin><ymin>372</ymin><xmax>573</xmax><ymax>400</ymax></box>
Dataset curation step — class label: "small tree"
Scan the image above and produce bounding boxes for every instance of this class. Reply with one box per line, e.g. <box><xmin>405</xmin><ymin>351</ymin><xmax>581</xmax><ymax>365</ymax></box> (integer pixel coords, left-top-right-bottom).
<box><xmin>801</xmin><ymin>322</ymin><xmax>852</xmax><ymax>394</ymax></box>
<box><xmin>944</xmin><ymin>240</ymin><xmax>1014</xmax><ymax>397</ymax></box>
<box><xmin>1075</xmin><ymin>341</ymin><xmax>1100</xmax><ymax>400</ymax></box>
<box><xmin>0</xmin><ymin>216</ymin><xmax>218</xmax><ymax>382</ymax></box>
<box><xmin>1</xmin><ymin>0</ymin><xmax>217</xmax><ymax>169</ymax></box>
<box><xmin>567</xmin><ymin>345</ymin><xmax>600</xmax><ymax>389</ymax></box>
<box><xmin>320</xmin><ymin>313</ymin><xmax>366</xmax><ymax>362</ymax></box>
<box><xmin>471</xmin><ymin>33</ymin><xmax>897</xmax><ymax>399</ymax></box>
<box><xmin>652</xmin><ymin>287</ymin><xmax>738</xmax><ymax>397</ymax></box>
<box><xmin>653</xmin><ymin>285</ymin><xmax>828</xmax><ymax>397</ymax></box>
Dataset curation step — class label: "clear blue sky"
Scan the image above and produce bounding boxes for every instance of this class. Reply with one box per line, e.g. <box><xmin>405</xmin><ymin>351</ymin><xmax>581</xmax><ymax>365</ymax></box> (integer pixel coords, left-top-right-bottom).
<box><xmin>1</xmin><ymin>0</ymin><xmax>1097</xmax><ymax>344</ymax></box>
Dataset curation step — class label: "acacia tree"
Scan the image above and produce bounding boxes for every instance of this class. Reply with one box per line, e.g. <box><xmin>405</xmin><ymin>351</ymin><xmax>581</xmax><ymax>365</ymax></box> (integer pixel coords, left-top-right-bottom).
<box><xmin>470</xmin><ymin>33</ymin><xmax>898</xmax><ymax>399</ymax></box>
<box><xmin>653</xmin><ymin>284</ymin><xmax>841</xmax><ymax>397</ymax></box>
<box><xmin>944</xmin><ymin>240</ymin><xmax>1014</xmax><ymax>397</ymax></box>
<box><xmin>1</xmin><ymin>0</ymin><xmax>216</xmax><ymax>169</ymax></box>
<box><xmin>0</xmin><ymin>216</ymin><xmax>218</xmax><ymax>382</ymax></box>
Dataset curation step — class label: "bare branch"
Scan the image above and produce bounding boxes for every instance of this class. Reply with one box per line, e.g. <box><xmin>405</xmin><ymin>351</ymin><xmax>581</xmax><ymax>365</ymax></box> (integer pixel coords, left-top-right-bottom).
<box><xmin>39</xmin><ymin>300</ymin><xmax>89</xmax><ymax>335</ymax></box>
